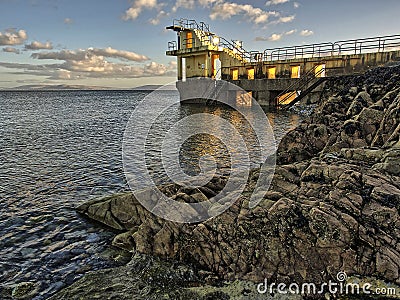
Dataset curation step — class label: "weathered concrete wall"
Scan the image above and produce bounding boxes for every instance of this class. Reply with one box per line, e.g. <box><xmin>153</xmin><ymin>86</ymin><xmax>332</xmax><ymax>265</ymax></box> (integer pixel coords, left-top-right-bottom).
<box><xmin>176</xmin><ymin>79</ymin><xmax>235</xmax><ymax>105</ymax></box>
<box><xmin>229</xmin><ymin>78</ymin><xmax>325</xmax><ymax>106</ymax></box>
<box><xmin>167</xmin><ymin>29</ymin><xmax>247</xmax><ymax>80</ymax></box>
<box><xmin>185</xmin><ymin>53</ymin><xmax>207</xmax><ymax>78</ymax></box>
<box><xmin>222</xmin><ymin>50</ymin><xmax>400</xmax><ymax>80</ymax></box>
<box><xmin>221</xmin><ymin>50</ymin><xmax>400</xmax><ymax>106</ymax></box>
<box><xmin>175</xmin><ymin>50</ymin><xmax>245</xmax><ymax>80</ymax></box>
<box><xmin>175</xmin><ymin>77</ymin><xmax>324</xmax><ymax>107</ymax></box>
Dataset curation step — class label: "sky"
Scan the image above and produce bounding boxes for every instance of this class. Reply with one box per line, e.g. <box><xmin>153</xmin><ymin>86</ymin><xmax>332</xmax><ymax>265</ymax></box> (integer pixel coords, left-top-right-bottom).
<box><xmin>0</xmin><ymin>0</ymin><xmax>399</xmax><ymax>89</ymax></box>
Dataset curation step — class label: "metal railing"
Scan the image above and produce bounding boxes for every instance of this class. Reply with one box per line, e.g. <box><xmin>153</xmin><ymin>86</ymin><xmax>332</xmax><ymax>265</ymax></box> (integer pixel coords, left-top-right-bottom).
<box><xmin>167</xmin><ymin>18</ymin><xmax>213</xmax><ymax>51</ymax></box>
<box><xmin>219</xmin><ymin>37</ymin><xmax>248</xmax><ymax>61</ymax></box>
<box><xmin>263</xmin><ymin>42</ymin><xmax>334</xmax><ymax>61</ymax></box>
<box><xmin>333</xmin><ymin>35</ymin><xmax>400</xmax><ymax>54</ymax></box>
<box><xmin>168</xmin><ymin>41</ymin><xmax>177</xmax><ymax>51</ymax></box>
<box><xmin>263</xmin><ymin>34</ymin><xmax>400</xmax><ymax>61</ymax></box>
<box><xmin>182</xmin><ymin>38</ymin><xmax>195</xmax><ymax>49</ymax></box>
<box><xmin>276</xmin><ymin>65</ymin><xmax>326</xmax><ymax>107</ymax></box>
<box><xmin>167</xmin><ymin>18</ymin><xmax>255</xmax><ymax>63</ymax></box>
<box><xmin>249</xmin><ymin>51</ymin><xmax>263</xmax><ymax>63</ymax></box>
<box><xmin>171</xmin><ymin>18</ymin><xmax>211</xmax><ymax>33</ymax></box>
<box><xmin>167</xmin><ymin>20</ymin><xmax>400</xmax><ymax>64</ymax></box>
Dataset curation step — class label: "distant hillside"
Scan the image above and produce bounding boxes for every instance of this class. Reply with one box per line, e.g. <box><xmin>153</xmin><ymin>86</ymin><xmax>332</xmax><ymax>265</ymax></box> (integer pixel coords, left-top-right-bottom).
<box><xmin>131</xmin><ymin>85</ymin><xmax>163</xmax><ymax>91</ymax></box>
<box><xmin>1</xmin><ymin>84</ymin><xmax>172</xmax><ymax>91</ymax></box>
<box><xmin>3</xmin><ymin>84</ymin><xmax>112</xmax><ymax>91</ymax></box>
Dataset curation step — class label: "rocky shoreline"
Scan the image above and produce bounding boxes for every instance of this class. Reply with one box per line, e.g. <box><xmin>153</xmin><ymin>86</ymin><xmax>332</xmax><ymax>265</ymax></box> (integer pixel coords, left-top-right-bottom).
<box><xmin>54</xmin><ymin>65</ymin><xmax>400</xmax><ymax>299</ymax></box>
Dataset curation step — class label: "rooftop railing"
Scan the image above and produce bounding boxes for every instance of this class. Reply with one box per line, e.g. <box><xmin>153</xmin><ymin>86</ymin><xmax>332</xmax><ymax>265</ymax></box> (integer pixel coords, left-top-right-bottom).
<box><xmin>167</xmin><ymin>18</ymin><xmax>254</xmax><ymax>62</ymax></box>
<box><xmin>171</xmin><ymin>18</ymin><xmax>211</xmax><ymax>33</ymax></box>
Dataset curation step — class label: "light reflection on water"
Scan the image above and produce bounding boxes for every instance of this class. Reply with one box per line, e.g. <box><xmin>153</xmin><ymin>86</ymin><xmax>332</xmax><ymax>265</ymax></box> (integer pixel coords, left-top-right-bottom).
<box><xmin>0</xmin><ymin>90</ymin><xmax>300</xmax><ymax>298</ymax></box>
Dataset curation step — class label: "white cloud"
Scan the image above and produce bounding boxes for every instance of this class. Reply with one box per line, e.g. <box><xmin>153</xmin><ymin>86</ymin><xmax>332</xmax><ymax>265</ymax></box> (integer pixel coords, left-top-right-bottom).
<box><xmin>2</xmin><ymin>47</ymin><xmax>20</xmax><ymax>54</ymax></box>
<box><xmin>64</xmin><ymin>18</ymin><xmax>73</xmax><ymax>24</ymax></box>
<box><xmin>255</xmin><ymin>33</ymin><xmax>282</xmax><ymax>42</ymax></box>
<box><xmin>210</xmin><ymin>2</ymin><xmax>278</xmax><ymax>24</ymax></box>
<box><xmin>25</xmin><ymin>41</ymin><xmax>53</xmax><ymax>50</ymax></box>
<box><xmin>122</xmin><ymin>0</ymin><xmax>293</xmax><ymax>26</ymax></box>
<box><xmin>198</xmin><ymin>0</ymin><xmax>221</xmax><ymax>7</ymax></box>
<box><xmin>285</xmin><ymin>29</ymin><xmax>297</xmax><ymax>35</ymax></box>
<box><xmin>0</xmin><ymin>62</ymin><xmax>61</xmax><ymax>74</ymax></box>
<box><xmin>32</xmin><ymin>47</ymin><xmax>149</xmax><ymax>62</ymax></box>
<box><xmin>123</xmin><ymin>0</ymin><xmax>159</xmax><ymax>21</ymax></box>
<box><xmin>278</xmin><ymin>15</ymin><xmax>295</xmax><ymax>23</ymax></box>
<box><xmin>255</xmin><ymin>29</ymin><xmax>296</xmax><ymax>41</ymax></box>
<box><xmin>266</xmin><ymin>0</ymin><xmax>289</xmax><ymax>5</ymax></box>
<box><xmin>300</xmin><ymin>29</ymin><xmax>314</xmax><ymax>36</ymax></box>
<box><xmin>91</xmin><ymin>47</ymin><xmax>149</xmax><ymax>61</ymax></box>
<box><xmin>144</xmin><ymin>61</ymin><xmax>176</xmax><ymax>76</ymax></box>
<box><xmin>254</xmin><ymin>36</ymin><xmax>265</xmax><ymax>41</ymax></box>
<box><xmin>293</xmin><ymin>2</ymin><xmax>300</xmax><ymax>8</ymax></box>
<box><xmin>0</xmin><ymin>29</ymin><xmax>28</xmax><ymax>46</ymax></box>
<box><xmin>1</xmin><ymin>46</ymin><xmax>175</xmax><ymax>80</ymax></box>
<box><xmin>31</xmin><ymin>49</ymin><xmax>88</xmax><ymax>61</ymax></box>
<box><xmin>55</xmin><ymin>69</ymin><xmax>74</xmax><ymax>80</ymax></box>
<box><xmin>172</xmin><ymin>0</ymin><xmax>195</xmax><ymax>12</ymax></box>
<box><xmin>149</xmin><ymin>10</ymin><xmax>169</xmax><ymax>25</ymax></box>
<box><xmin>0</xmin><ymin>52</ymin><xmax>176</xmax><ymax>80</ymax></box>
<box><xmin>268</xmin><ymin>33</ymin><xmax>282</xmax><ymax>41</ymax></box>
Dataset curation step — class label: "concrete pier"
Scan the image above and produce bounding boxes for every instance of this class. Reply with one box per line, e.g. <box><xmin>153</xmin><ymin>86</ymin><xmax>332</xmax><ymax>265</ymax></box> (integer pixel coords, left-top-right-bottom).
<box><xmin>166</xmin><ymin>19</ymin><xmax>400</xmax><ymax>108</ymax></box>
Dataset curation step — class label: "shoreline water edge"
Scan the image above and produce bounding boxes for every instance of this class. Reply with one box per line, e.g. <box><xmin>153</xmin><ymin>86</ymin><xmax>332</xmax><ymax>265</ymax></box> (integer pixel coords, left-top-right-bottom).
<box><xmin>50</xmin><ymin>65</ymin><xmax>400</xmax><ymax>299</ymax></box>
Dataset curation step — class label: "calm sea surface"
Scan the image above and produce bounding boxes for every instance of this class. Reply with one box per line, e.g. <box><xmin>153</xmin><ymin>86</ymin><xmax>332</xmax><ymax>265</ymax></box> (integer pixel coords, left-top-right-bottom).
<box><xmin>0</xmin><ymin>90</ymin><xmax>301</xmax><ymax>299</ymax></box>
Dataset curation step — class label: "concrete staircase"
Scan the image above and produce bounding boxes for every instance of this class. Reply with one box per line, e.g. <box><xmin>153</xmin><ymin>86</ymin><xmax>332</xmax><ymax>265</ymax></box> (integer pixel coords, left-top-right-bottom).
<box><xmin>194</xmin><ymin>29</ymin><xmax>211</xmax><ymax>46</ymax></box>
<box><xmin>222</xmin><ymin>47</ymin><xmax>248</xmax><ymax>63</ymax></box>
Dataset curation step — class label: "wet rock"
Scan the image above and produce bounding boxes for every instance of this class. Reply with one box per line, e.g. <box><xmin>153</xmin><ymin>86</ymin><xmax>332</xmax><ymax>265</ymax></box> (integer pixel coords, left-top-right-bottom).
<box><xmin>51</xmin><ymin>254</ymin><xmax>306</xmax><ymax>300</ymax></box>
<box><xmin>373</xmin><ymin>148</ymin><xmax>400</xmax><ymax>175</ymax></box>
<box><xmin>98</xmin><ymin>247</ymin><xmax>132</xmax><ymax>265</ymax></box>
<box><xmin>277</xmin><ymin>123</ymin><xmax>329</xmax><ymax>164</ymax></box>
<box><xmin>49</xmin><ymin>254</ymin><xmax>201</xmax><ymax>300</ymax></box>
<box><xmin>349</xmin><ymin>86</ymin><xmax>359</xmax><ymax>96</ymax></box>
<box><xmin>355</xmin><ymin>107</ymin><xmax>384</xmax><ymax>143</ymax></box>
<box><xmin>112</xmin><ymin>230</ymin><xmax>136</xmax><ymax>251</ymax></box>
<box><xmin>41</xmin><ymin>281</ymin><xmax>65</xmax><ymax>296</ymax></box>
<box><xmin>11</xmin><ymin>281</ymin><xmax>41</xmax><ymax>299</ymax></box>
<box><xmin>341</xmin><ymin>147</ymin><xmax>384</xmax><ymax>163</ymax></box>
<box><xmin>346</xmin><ymin>91</ymin><xmax>374</xmax><ymax>116</ymax></box>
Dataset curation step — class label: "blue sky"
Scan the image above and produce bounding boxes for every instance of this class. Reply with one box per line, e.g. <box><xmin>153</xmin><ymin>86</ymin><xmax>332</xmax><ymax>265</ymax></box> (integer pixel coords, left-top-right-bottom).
<box><xmin>0</xmin><ymin>0</ymin><xmax>399</xmax><ymax>88</ymax></box>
